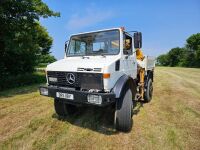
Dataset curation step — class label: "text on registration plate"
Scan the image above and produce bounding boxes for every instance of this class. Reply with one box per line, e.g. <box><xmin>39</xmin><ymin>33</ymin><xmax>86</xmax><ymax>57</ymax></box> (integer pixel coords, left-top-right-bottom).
<box><xmin>56</xmin><ymin>92</ymin><xmax>74</xmax><ymax>100</ymax></box>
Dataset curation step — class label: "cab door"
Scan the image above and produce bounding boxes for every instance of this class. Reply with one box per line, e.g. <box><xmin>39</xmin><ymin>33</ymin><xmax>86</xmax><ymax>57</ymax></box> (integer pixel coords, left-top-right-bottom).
<box><xmin>122</xmin><ymin>33</ymin><xmax>137</xmax><ymax>79</ymax></box>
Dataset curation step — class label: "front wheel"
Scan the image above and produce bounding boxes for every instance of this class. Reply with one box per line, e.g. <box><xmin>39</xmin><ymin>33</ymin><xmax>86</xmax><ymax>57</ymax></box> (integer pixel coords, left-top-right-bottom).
<box><xmin>54</xmin><ymin>99</ymin><xmax>78</xmax><ymax>116</ymax></box>
<box><xmin>114</xmin><ymin>88</ymin><xmax>133</xmax><ymax>132</ymax></box>
<box><xmin>54</xmin><ymin>99</ymin><xmax>67</xmax><ymax>116</ymax></box>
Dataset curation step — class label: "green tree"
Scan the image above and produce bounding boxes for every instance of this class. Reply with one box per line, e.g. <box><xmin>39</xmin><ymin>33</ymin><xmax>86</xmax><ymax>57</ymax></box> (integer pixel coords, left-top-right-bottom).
<box><xmin>157</xmin><ymin>47</ymin><xmax>184</xmax><ymax>66</ymax></box>
<box><xmin>157</xmin><ymin>33</ymin><xmax>200</xmax><ymax>68</ymax></box>
<box><xmin>167</xmin><ymin>47</ymin><xmax>184</xmax><ymax>67</ymax></box>
<box><xmin>156</xmin><ymin>54</ymin><xmax>169</xmax><ymax>66</ymax></box>
<box><xmin>0</xmin><ymin>0</ymin><xmax>60</xmax><ymax>76</ymax></box>
<box><xmin>186</xmin><ymin>33</ymin><xmax>200</xmax><ymax>67</ymax></box>
<box><xmin>37</xmin><ymin>54</ymin><xmax>57</xmax><ymax>64</ymax></box>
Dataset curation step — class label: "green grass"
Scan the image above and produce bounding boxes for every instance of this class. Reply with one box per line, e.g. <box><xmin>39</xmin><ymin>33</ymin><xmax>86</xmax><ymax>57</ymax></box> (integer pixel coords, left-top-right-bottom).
<box><xmin>0</xmin><ymin>72</ymin><xmax>46</xmax><ymax>91</ymax></box>
<box><xmin>0</xmin><ymin>67</ymin><xmax>200</xmax><ymax>149</ymax></box>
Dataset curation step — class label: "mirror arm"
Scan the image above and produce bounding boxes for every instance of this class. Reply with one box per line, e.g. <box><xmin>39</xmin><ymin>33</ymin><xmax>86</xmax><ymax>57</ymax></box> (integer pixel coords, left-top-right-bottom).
<box><xmin>65</xmin><ymin>40</ymin><xmax>69</xmax><ymax>53</ymax></box>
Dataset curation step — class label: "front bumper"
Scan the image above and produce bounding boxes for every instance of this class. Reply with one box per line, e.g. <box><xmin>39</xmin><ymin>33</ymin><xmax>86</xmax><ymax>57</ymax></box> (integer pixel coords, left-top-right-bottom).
<box><xmin>39</xmin><ymin>85</ymin><xmax>116</xmax><ymax>106</ymax></box>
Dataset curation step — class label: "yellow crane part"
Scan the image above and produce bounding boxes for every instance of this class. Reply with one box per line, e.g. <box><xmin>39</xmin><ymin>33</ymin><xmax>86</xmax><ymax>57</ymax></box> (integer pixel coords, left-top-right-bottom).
<box><xmin>136</xmin><ymin>48</ymin><xmax>144</xmax><ymax>60</ymax></box>
<box><xmin>136</xmin><ymin>48</ymin><xmax>145</xmax><ymax>100</ymax></box>
<box><xmin>139</xmin><ymin>68</ymin><xmax>145</xmax><ymax>100</ymax></box>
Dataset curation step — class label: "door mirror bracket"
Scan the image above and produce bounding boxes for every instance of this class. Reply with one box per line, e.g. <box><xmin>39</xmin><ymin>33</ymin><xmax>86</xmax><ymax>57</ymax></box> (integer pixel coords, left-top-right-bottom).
<box><xmin>65</xmin><ymin>40</ymin><xmax>69</xmax><ymax>54</ymax></box>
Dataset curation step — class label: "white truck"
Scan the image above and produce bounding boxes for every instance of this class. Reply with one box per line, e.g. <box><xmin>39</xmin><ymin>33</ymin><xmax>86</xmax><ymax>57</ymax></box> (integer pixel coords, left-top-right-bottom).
<box><xmin>39</xmin><ymin>27</ymin><xmax>155</xmax><ymax>132</ymax></box>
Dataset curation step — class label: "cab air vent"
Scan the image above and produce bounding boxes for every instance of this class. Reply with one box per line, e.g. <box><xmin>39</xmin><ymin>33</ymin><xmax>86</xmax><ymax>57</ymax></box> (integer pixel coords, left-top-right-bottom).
<box><xmin>77</xmin><ymin>68</ymin><xmax>102</xmax><ymax>72</ymax></box>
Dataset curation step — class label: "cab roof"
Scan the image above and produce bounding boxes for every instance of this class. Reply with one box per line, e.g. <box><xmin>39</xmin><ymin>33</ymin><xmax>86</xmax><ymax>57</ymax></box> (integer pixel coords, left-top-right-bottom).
<box><xmin>70</xmin><ymin>27</ymin><xmax>123</xmax><ymax>36</ymax></box>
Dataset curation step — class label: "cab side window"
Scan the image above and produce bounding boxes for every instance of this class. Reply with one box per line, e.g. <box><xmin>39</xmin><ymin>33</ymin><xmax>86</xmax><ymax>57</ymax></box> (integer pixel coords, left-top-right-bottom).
<box><xmin>123</xmin><ymin>34</ymin><xmax>132</xmax><ymax>55</ymax></box>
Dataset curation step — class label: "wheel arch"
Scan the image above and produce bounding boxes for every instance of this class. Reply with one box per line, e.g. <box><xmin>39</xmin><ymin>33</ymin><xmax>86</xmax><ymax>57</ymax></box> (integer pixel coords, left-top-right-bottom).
<box><xmin>112</xmin><ymin>74</ymin><xmax>137</xmax><ymax>99</ymax></box>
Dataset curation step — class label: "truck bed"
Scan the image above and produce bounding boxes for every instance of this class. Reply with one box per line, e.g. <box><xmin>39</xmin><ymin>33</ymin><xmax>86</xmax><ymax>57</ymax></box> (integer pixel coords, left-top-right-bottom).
<box><xmin>136</xmin><ymin>55</ymin><xmax>155</xmax><ymax>71</ymax></box>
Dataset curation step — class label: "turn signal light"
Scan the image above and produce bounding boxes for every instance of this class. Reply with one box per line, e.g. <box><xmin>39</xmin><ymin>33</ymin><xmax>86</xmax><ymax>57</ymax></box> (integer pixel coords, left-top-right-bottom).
<box><xmin>103</xmin><ymin>73</ymin><xmax>110</xmax><ymax>78</ymax></box>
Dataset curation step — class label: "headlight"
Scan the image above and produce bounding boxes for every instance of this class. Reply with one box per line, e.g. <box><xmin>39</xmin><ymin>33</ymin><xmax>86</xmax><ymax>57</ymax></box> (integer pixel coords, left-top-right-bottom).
<box><xmin>48</xmin><ymin>77</ymin><xmax>57</xmax><ymax>82</ymax></box>
<box><xmin>40</xmin><ymin>87</ymin><xmax>48</xmax><ymax>96</ymax></box>
<box><xmin>87</xmin><ymin>94</ymin><xmax>102</xmax><ymax>104</ymax></box>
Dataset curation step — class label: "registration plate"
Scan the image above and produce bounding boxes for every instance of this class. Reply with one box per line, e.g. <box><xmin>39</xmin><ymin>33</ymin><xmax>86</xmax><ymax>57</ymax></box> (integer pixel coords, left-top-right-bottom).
<box><xmin>56</xmin><ymin>92</ymin><xmax>74</xmax><ymax>100</ymax></box>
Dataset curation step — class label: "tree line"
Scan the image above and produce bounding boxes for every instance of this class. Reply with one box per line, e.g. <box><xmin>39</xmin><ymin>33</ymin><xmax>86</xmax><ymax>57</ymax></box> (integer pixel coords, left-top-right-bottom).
<box><xmin>0</xmin><ymin>0</ymin><xmax>59</xmax><ymax>90</ymax></box>
<box><xmin>0</xmin><ymin>0</ymin><xmax>59</xmax><ymax>77</ymax></box>
<box><xmin>157</xmin><ymin>33</ymin><xmax>200</xmax><ymax>68</ymax></box>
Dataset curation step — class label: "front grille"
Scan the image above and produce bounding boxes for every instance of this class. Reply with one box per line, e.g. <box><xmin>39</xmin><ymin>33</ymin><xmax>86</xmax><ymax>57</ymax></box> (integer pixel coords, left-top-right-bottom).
<box><xmin>47</xmin><ymin>71</ymin><xmax>80</xmax><ymax>87</ymax></box>
<box><xmin>47</xmin><ymin>71</ymin><xmax>103</xmax><ymax>90</ymax></box>
<box><xmin>80</xmin><ymin>73</ymin><xmax>103</xmax><ymax>90</ymax></box>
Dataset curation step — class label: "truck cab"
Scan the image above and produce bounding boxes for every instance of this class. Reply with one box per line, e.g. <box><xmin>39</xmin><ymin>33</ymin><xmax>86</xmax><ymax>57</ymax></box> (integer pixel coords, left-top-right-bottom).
<box><xmin>39</xmin><ymin>27</ymin><xmax>155</xmax><ymax>132</ymax></box>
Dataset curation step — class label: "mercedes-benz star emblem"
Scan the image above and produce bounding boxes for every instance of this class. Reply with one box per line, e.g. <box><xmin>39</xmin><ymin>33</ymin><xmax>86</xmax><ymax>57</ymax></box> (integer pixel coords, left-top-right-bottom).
<box><xmin>66</xmin><ymin>73</ymin><xmax>75</xmax><ymax>84</ymax></box>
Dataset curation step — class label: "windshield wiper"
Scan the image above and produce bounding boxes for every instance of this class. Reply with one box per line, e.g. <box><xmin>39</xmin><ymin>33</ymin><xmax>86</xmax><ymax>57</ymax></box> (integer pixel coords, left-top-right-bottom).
<box><xmin>82</xmin><ymin>56</ymin><xmax>90</xmax><ymax>59</ymax></box>
<box><xmin>101</xmin><ymin>54</ymin><xmax>106</xmax><ymax>57</ymax></box>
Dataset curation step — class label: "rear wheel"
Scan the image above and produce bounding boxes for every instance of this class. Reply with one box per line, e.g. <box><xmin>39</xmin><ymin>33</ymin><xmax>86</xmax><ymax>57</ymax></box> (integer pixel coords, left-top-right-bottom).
<box><xmin>114</xmin><ymin>88</ymin><xmax>133</xmax><ymax>132</ymax></box>
<box><xmin>144</xmin><ymin>78</ymin><xmax>153</xmax><ymax>102</ymax></box>
<box><xmin>54</xmin><ymin>99</ymin><xmax>78</xmax><ymax>116</ymax></box>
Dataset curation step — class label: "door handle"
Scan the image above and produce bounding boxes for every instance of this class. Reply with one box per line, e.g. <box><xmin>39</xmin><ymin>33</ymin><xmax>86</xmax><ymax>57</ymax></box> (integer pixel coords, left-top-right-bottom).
<box><xmin>125</xmin><ymin>56</ymin><xmax>128</xmax><ymax>59</ymax></box>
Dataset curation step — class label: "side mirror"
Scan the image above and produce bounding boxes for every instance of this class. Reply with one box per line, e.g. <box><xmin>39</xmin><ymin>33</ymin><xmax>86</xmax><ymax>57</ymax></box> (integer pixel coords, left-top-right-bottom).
<box><xmin>65</xmin><ymin>40</ymin><xmax>69</xmax><ymax>53</ymax></box>
<box><xmin>134</xmin><ymin>32</ymin><xmax>142</xmax><ymax>49</ymax></box>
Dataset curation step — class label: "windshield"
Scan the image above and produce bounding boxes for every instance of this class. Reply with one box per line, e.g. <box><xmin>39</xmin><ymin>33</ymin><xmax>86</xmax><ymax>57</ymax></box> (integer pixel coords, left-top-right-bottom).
<box><xmin>67</xmin><ymin>30</ymin><xmax>120</xmax><ymax>56</ymax></box>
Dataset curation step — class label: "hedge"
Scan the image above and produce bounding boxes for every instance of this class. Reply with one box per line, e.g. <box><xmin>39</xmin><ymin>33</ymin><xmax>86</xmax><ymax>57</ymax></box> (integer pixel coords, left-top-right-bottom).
<box><xmin>0</xmin><ymin>72</ymin><xmax>46</xmax><ymax>91</ymax></box>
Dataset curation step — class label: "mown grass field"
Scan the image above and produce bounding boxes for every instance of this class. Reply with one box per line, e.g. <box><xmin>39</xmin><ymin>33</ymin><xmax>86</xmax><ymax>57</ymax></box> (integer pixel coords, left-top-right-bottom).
<box><xmin>0</xmin><ymin>67</ymin><xmax>200</xmax><ymax>150</ymax></box>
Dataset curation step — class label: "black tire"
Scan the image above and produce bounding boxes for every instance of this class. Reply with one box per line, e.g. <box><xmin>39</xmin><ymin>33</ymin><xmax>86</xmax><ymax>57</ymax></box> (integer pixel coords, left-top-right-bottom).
<box><xmin>144</xmin><ymin>78</ymin><xmax>153</xmax><ymax>103</ymax></box>
<box><xmin>65</xmin><ymin>103</ymin><xmax>78</xmax><ymax>115</ymax></box>
<box><xmin>114</xmin><ymin>88</ymin><xmax>133</xmax><ymax>132</ymax></box>
<box><xmin>54</xmin><ymin>99</ymin><xmax>67</xmax><ymax>116</ymax></box>
<box><xmin>54</xmin><ymin>99</ymin><xmax>78</xmax><ymax>116</ymax></box>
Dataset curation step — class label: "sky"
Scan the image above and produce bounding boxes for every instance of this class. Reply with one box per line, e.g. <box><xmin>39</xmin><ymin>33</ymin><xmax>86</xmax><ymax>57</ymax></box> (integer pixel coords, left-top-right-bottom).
<box><xmin>41</xmin><ymin>0</ymin><xmax>200</xmax><ymax>59</ymax></box>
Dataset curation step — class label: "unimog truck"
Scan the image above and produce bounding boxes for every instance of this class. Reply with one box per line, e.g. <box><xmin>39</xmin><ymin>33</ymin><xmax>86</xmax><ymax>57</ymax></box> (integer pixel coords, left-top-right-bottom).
<box><xmin>39</xmin><ymin>27</ymin><xmax>155</xmax><ymax>132</ymax></box>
